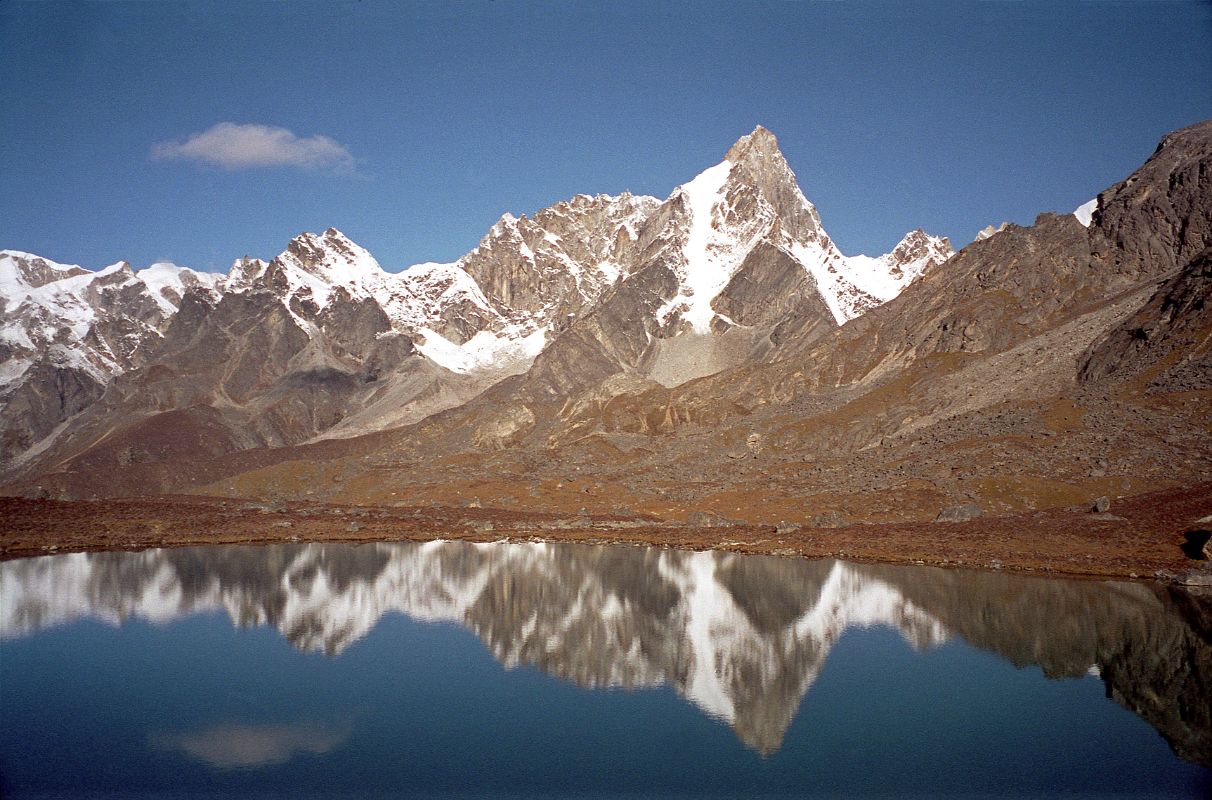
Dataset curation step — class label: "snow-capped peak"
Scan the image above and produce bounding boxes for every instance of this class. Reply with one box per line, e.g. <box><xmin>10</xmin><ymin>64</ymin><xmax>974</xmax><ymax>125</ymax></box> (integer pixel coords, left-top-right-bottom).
<box><xmin>378</xmin><ymin>260</ymin><xmax>497</xmax><ymax>329</ymax></box>
<box><xmin>875</xmin><ymin>229</ymin><xmax>953</xmax><ymax>284</ymax></box>
<box><xmin>490</xmin><ymin>212</ymin><xmax>520</xmax><ymax>236</ymax></box>
<box><xmin>654</xmin><ymin>128</ymin><xmax>951</xmax><ymax>331</ymax></box>
<box><xmin>795</xmin><ymin>230</ymin><xmax>952</xmax><ymax>325</ymax></box>
<box><xmin>222</xmin><ymin>228</ymin><xmax>386</xmax><ymax>315</ymax></box>
<box><xmin>136</xmin><ymin>262</ymin><xmax>224</xmax><ymax>315</ymax></box>
<box><xmin>655</xmin><ymin>127</ymin><xmax>820</xmax><ymax>334</ymax></box>
<box><xmin>723</xmin><ymin>124</ymin><xmax>782</xmax><ymax>164</ymax></box>
<box><xmin>224</xmin><ymin>256</ymin><xmax>270</xmax><ymax>290</ymax></box>
<box><xmin>0</xmin><ymin>250</ymin><xmax>90</xmax><ymax>292</ymax></box>
<box><xmin>278</xmin><ymin>228</ymin><xmax>385</xmax><ymax>287</ymax></box>
<box><xmin>974</xmin><ymin>222</ymin><xmax>1009</xmax><ymax>242</ymax></box>
<box><xmin>393</xmin><ymin>191</ymin><xmax>661</xmax><ymax>374</ymax></box>
<box><xmin>1073</xmin><ymin>197</ymin><xmax>1097</xmax><ymax>228</ymax></box>
<box><xmin>0</xmin><ymin>252</ymin><xmax>208</xmax><ymax>392</ymax></box>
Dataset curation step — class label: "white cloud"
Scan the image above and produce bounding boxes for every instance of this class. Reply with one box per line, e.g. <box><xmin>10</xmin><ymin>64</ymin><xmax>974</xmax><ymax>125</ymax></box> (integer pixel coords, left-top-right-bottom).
<box><xmin>152</xmin><ymin>122</ymin><xmax>356</xmax><ymax>173</ymax></box>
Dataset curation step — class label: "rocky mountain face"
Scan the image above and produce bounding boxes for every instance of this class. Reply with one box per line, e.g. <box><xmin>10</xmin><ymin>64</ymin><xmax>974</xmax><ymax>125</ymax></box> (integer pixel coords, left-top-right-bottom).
<box><xmin>1080</xmin><ymin>246</ymin><xmax>1212</xmax><ymax>392</ymax></box>
<box><xmin>0</xmin><ymin>251</ymin><xmax>223</xmax><ymax>458</ymax></box>
<box><xmin>3</xmin><ymin>121</ymin><xmax>1210</xmax><ymax>528</ymax></box>
<box><xmin>0</xmin><ymin>197</ymin><xmax>664</xmax><ymax>480</ymax></box>
<box><xmin>459</xmin><ymin>193</ymin><xmax>660</xmax><ymax>328</ymax></box>
<box><xmin>3</xmin><ymin>541</ymin><xmax>1208</xmax><ymax>764</ymax></box>
<box><xmin>579</xmin><ymin>120</ymin><xmax>1212</xmax><ymax>519</ymax></box>
<box><xmin>105</xmin><ymin>118</ymin><xmax>1209</xmax><ymax>531</ymax></box>
<box><xmin>518</xmin><ymin>126</ymin><xmax>952</xmax><ymax>395</ymax></box>
<box><xmin>1</xmin><ymin>126</ymin><xmax>953</xmax><ymax>492</ymax></box>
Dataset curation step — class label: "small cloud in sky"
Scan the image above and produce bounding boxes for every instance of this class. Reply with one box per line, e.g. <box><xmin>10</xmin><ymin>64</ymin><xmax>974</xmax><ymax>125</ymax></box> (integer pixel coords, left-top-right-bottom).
<box><xmin>152</xmin><ymin>122</ymin><xmax>356</xmax><ymax>173</ymax></box>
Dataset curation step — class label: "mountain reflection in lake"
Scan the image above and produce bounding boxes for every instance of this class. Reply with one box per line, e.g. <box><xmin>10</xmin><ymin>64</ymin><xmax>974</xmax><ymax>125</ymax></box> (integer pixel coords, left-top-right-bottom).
<box><xmin>2</xmin><ymin>540</ymin><xmax>1210</xmax><ymax>798</ymax></box>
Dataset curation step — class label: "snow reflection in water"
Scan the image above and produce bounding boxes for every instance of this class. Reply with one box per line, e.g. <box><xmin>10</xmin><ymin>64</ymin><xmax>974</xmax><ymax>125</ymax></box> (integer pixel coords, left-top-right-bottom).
<box><xmin>3</xmin><ymin>540</ymin><xmax>1209</xmax><ymax>765</ymax></box>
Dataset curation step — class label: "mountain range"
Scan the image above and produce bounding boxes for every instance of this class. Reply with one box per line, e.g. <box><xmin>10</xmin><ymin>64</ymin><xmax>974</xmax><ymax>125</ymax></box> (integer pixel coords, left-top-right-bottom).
<box><xmin>1</xmin><ymin>121</ymin><xmax>1209</xmax><ymax>525</ymax></box>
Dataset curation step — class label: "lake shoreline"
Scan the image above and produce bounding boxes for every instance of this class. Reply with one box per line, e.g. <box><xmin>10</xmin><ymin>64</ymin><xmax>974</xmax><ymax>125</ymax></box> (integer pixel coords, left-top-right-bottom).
<box><xmin>2</xmin><ymin>482</ymin><xmax>1211</xmax><ymax>584</ymax></box>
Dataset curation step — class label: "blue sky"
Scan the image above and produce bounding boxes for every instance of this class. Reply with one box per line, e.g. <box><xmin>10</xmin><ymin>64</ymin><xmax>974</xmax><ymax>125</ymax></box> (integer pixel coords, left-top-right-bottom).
<box><xmin>2</xmin><ymin>1</ymin><xmax>1210</xmax><ymax>274</ymax></box>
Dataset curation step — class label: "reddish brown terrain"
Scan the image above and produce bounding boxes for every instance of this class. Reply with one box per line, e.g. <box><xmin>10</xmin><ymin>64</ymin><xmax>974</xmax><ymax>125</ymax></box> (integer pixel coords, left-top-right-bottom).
<box><xmin>3</xmin><ymin>482</ymin><xmax>1210</xmax><ymax>585</ymax></box>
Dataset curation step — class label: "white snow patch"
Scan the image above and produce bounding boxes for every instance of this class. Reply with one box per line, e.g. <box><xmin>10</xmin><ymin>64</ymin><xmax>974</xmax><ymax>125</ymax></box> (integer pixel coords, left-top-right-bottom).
<box><xmin>662</xmin><ymin>551</ymin><xmax>739</xmax><ymax>721</ymax></box>
<box><xmin>518</xmin><ymin>240</ymin><xmax>536</xmax><ymax>262</ymax></box>
<box><xmin>1073</xmin><ymin>198</ymin><xmax>1097</xmax><ymax>227</ymax></box>
<box><xmin>136</xmin><ymin>262</ymin><xmax>189</xmax><ymax>314</ymax></box>
<box><xmin>236</xmin><ymin>229</ymin><xmax>386</xmax><ymax>315</ymax></box>
<box><xmin>136</xmin><ymin>262</ymin><xmax>223</xmax><ymax>315</ymax></box>
<box><xmin>785</xmin><ymin>240</ymin><xmax>852</xmax><ymax>325</ymax></box>
<box><xmin>656</xmin><ymin>160</ymin><xmax>742</xmax><ymax>333</ymax></box>
<box><xmin>785</xmin><ymin>232</ymin><xmax>950</xmax><ymax>325</ymax></box>
<box><xmin>841</xmin><ymin>253</ymin><xmax>909</xmax><ymax>302</ymax></box>
<box><xmin>415</xmin><ymin>324</ymin><xmax>548</xmax><ymax>374</ymax></box>
<box><xmin>595</xmin><ymin>260</ymin><xmax>622</xmax><ymax>285</ymax></box>
<box><xmin>376</xmin><ymin>261</ymin><xmax>496</xmax><ymax>330</ymax></box>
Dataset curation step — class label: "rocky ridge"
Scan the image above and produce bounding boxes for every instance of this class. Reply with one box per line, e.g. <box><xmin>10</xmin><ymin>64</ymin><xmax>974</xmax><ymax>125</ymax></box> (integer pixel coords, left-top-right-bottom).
<box><xmin>120</xmin><ymin>119</ymin><xmax>1212</xmax><ymax>535</ymax></box>
<box><xmin>0</xmin><ymin>251</ymin><xmax>223</xmax><ymax>456</ymax></box>
<box><xmin>1</xmin><ymin>127</ymin><xmax>952</xmax><ymax>485</ymax></box>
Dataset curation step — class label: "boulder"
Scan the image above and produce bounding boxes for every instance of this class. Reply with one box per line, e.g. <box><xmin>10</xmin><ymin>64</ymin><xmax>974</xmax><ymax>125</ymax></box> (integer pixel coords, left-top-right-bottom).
<box><xmin>935</xmin><ymin>503</ymin><xmax>983</xmax><ymax>523</ymax></box>
<box><xmin>1181</xmin><ymin>529</ymin><xmax>1212</xmax><ymax>561</ymax></box>
<box><xmin>811</xmin><ymin>510</ymin><xmax>846</xmax><ymax>528</ymax></box>
<box><xmin>687</xmin><ymin>510</ymin><xmax>735</xmax><ymax>528</ymax></box>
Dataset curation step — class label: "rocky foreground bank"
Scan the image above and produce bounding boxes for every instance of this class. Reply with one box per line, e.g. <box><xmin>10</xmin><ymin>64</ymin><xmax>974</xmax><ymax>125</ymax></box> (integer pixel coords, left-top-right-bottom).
<box><xmin>2</xmin><ymin>482</ymin><xmax>1210</xmax><ymax>584</ymax></box>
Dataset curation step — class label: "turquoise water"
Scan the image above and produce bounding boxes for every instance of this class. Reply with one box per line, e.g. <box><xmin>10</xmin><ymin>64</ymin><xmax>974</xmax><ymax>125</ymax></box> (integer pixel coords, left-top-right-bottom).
<box><xmin>1</xmin><ymin>541</ymin><xmax>1208</xmax><ymax>798</ymax></box>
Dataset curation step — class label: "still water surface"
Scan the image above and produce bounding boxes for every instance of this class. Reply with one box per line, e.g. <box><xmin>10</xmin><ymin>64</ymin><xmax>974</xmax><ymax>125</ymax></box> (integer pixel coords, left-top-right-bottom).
<box><xmin>1</xmin><ymin>540</ymin><xmax>1209</xmax><ymax>798</ymax></box>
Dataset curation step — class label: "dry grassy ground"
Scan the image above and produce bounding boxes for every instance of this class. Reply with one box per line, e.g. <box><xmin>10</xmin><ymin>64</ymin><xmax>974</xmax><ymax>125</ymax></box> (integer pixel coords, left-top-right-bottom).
<box><xmin>3</xmin><ymin>482</ymin><xmax>1210</xmax><ymax>584</ymax></box>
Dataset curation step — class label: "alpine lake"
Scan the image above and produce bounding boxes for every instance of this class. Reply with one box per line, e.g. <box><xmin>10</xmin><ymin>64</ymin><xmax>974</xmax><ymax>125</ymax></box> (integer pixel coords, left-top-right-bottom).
<box><xmin>1</xmin><ymin>539</ymin><xmax>1209</xmax><ymax>799</ymax></box>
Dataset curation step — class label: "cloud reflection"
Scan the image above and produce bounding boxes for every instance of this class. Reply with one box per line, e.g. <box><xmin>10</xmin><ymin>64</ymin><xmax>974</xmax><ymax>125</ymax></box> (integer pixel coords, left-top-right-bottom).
<box><xmin>4</xmin><ymin>541</ymin><xmax>1209</xmax><ymax>764</ymax></box>
<box><xmin>150</xmin><ymin>720</ymin><xmax>351</xmax><ymax>769</ymax></box>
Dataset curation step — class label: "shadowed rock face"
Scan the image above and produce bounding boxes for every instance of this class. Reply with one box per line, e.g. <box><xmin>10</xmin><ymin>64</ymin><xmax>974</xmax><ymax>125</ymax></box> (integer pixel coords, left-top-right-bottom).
<box><xmin>0</xmin><ymin>364</ymin><xmax>104</xmax><ymax>455</ymax></box>
<box><xmin>1081</xmin><ymin>247</ymin><xmax>1212</xmax><ymax>391</ymax></box>
<box><xmin>12</xmin><ymin>287</ymin><xmax>420</xmax><ymax>485</ymax></box>
<box><xmin>0</xmin><ymin>252</ymin><xmax>223</xmax><ymax>469</ymax></box>
<box><xmin>713</xmin><ymin>241</ymin><xmax>836</xmax><ymax>343</ymax></box>
<box><xmin>1090</xmin><ymin>121</ymin><xmax>1212</xmax><ymax>282</ymax></box>
<box><xmin>3</xmin><ymin>542</ymin><xmax>1208</xmax><ymax>764</ymax></box>
<box><xmin>1066</xmin><ymin>119</ymin><xmax>1212</xmax><ymax>395</ymax></box>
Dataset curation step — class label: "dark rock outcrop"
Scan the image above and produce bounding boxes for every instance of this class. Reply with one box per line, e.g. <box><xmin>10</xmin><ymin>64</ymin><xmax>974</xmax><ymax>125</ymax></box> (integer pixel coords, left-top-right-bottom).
<box><xmin>1080</xmin><ymin>246</ymin><xmax>1212</xmax><ymax>390</ymax></box>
